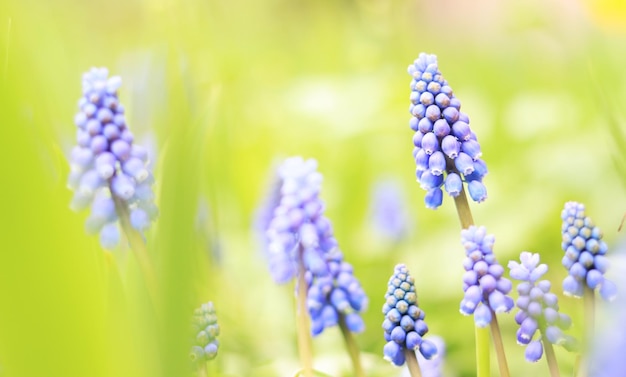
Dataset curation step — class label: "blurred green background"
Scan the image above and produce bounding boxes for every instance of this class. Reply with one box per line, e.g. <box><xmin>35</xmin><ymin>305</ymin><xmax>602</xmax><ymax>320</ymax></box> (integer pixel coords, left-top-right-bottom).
<box><xmin>1</xmin><ymin>0</ymin><xmax>626</xmax><ymax>376</ymax></box>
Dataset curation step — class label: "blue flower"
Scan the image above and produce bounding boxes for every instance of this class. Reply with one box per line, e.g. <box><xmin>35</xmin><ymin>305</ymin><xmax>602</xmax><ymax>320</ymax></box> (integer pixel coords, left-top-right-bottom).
<box><xmin>68</xmin><ymin>68</ymin><xmax>157</xmax><ymax>249</ymax></box>
<box><xmin>190</xmin><ymin>301</ymin><xmax>220</xmax><ymax>365</ymax></box>
<box><xmin>369</xmin><ymin>178</ymin><xmax>410</xmax><ymax>242</ymax></box>
<box><xmin>265</xmin><ymin>157</ymin><xmax>367</xmax><ymax>336</ymax></box>
<box><xmin>265</xmin><ymin>157</ymin><xmax>328</xmax><ymax>283</ymax></box>
<box><xmin>561</xmin><ymin>201</ymin><xmax>617</xmax><ymax>301</ymax></box>
<box><xmin>382</xmin><ymin>264</ymin><xmax>437</xmax><ymax>366</ymax></box>
<box><xmin>307</xmin><ymin>249</ymin><xmax>368</xmax><ymax>336</ymax></box>
<box><xmin>509</xmin><ymin>252</ymin><xmax>576</xmax><ymax>362</ymax></box>
<box><xmin>408</xmin><ymin>53</ymin><xmax>488</xmax><ymax>209</ymax></box>
<box><xmin>459</xmin><ymin>226</ymin><xmax>514</xmax><ymax>326</ymax></box>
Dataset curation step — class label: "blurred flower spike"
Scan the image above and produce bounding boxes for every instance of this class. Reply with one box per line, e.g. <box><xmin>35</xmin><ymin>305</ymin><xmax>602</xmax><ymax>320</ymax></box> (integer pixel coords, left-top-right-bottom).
<box><xmin>266</xmin><ymin>157</ymin><xmax>367</xmax><ymax>336</ymax></box>
<box><xmin>369</xmin><ymin>179</ymin><xmax>410</xmax><ymax>242</ymax></box>
<box><xmin>408</xmin><ymin>53</ymin><xmax>488</xmax><ymax>209</ymax></box>
<box><xmin>382</xmin><ymin>264</ymin><xmax>437</xmax><ymax>366</ymax></box>
<box><xmin>190</xmin><ymin>301</ymin><xmax>220</xmax><ymax>365</ymax></box>
<box><xmin>67</xmin><ymin>67</ymin><xmax>158</xmax><ymax>249</ymax></box>
<box><xmin>561</xmin><ymin>201</ymin><xmax>617</xmax><ymax>301</ymax></box>
<box><xmin>459</xmin><ymin>226</ymin><xmax>514</xmax><ymax>327</ymax></box>
<box><xmin>509</xmin><ymin>252</ymin><xmax>576</xmax><ymax>362</ymax></box>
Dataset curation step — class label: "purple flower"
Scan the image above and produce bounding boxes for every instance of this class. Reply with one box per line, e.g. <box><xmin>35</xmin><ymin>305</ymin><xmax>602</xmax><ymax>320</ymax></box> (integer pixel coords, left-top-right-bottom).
<box><xmin>459</xmin><ymin>226</ymin><xmax>514</xmax><ymax>327</ymax></box>
<box><xmin>307</xmin><ymin>249</ymin><xmax>368</xmax><ymax>336</ymax></box>
<box><xmin>265</xmin><ymin>157</ymin><xmax>367</xmax><ymax>336</ymax></box>
<box><xmin>369</xmin><ymin>179</ymin><xmax>410</xmax><ymax>241</ymax></box>
<box><xmin>509</xmin><ymin>252</ymin><xmax>576</xmax><ymax>362</ymax></box>
<box><xmin>68</xmin><ymin>68</ymin><xmax>157</xmax><ymax>249</ymax></box>
<box><xmin>190</xmin><ymin>301</ymin><xmax>220</xmax><ymax>364</ymax></box>
<box><xmin>408</xmin><ymin>53</ymin><xmax>488</xmax><ymax>209</ymax></box>
<box><xmin>561</xmin><ymin>202</ymin><xmax>617</xmax><ymax>301</ymax></box>
<box><xmin>382</xmin><ymin>264</ymin><xmax>438</xmax><ymax>365</ymax></box>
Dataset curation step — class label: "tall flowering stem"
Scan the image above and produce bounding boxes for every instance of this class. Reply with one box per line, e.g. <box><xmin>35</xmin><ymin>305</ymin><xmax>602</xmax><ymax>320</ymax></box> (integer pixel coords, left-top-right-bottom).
<box><xmin>382</xmin><ymin>264</ymin><xmax>437</xmax><ymax>377</ymax></box>
<box><xmin>509</xmin><ymin>252</ymin><xmax>576</xmax><ymax>377</ymax></box>
<box><xmin>407</xmin><ymin>53</ymin><xmax>509</xmax><ymax>377</ymax></box>
<box><xmin>460</xmin><ymin>225</ymin><xmax>513</xmax><ymax>377</ymax></box>
<box><xmin>265</xmin><ymin>157</ymin><xmax>367</xmax><ymax>377</ymax></box>
<box><xmin>68</xmin><ymin>68</ymin><xmax>159</xmax><ymax>308</ymax></box>
<box><xmin>560</xmin><ymin>202</ymin><xmax>617</xmax><ymax>377</ymax></box>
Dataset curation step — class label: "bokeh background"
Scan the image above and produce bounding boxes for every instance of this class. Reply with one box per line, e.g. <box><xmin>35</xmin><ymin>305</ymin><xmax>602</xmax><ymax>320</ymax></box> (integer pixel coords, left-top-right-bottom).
<box><xmin>1</xmin><ymin>0</ymin><xmax>626</xmax><ymax>376</ymax></box>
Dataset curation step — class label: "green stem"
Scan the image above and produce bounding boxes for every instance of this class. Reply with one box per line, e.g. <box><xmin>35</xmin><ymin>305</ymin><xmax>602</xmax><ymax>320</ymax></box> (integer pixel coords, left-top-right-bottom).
<box><xmin>338</xmin><ymin>314</ymin><xmax>365</xmax><ymax>377</ymax></box>
<box><xmin>197</xmin><ymin>362</ymin><xmax>208</xmax><ymax>377</ymax></box>
<box><xmin>490</xmin><ymin>313</ymin><xmax>510</xmax><ymax>377</ymax></box>
<box><xmin>542</xmin><ymin>334</ymin><xmax>561</xmax><ymax>377</ymax></box>
<box><xmin>296</xmin><ymin>253</ymin><xmax>314</xmax><ymax>377</ymax></box>
<box><xmin>112</xmin><ymin>196</ymin><xmax>160</xmax><ymax>310</ymax></box>
<box><xmin>403</xmin><ymin>349</ymin><xmax>423</xmax><ymax>377</ymax></box>
<box><xmin>452</xmin><ymin>186</ymin><xmax>475</xmax><ymax>229</ymax></box>
<box><xmin>475</xmin><ymin>326</ymin><xmax>490</xmax><ymax>377</ymax></box>
<box><xmin>576</xmin><ymin>287</ymin><xmax>595</xmax><ymax>377</ymax></box>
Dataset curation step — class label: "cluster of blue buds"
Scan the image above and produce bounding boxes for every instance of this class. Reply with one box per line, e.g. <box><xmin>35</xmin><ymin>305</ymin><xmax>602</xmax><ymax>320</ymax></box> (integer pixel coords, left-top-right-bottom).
<box><xmin>190</xmin><ymin>301</ymin><xmax>220</xmax><ymax>364</ymax></box>
<box><xmin>561</xmin><ymin>201</ymin><xmax>617</xmax><ymax>301</ymax></box>
<box><xmin>307</xmin><ymin>249</ymin><xmax>368</xmax><ymax>336</ymax></box>
<box><xmin>509</xmin><ymin>252</ymin><xmax>576</xmax><ymax>362</ymax></box>
<box><xmin>408</xmin><ymin>53</ymin><xmax>488</xmax><ymax>209</ymax></box>
<box><xmin>266</xmin><ymin>157</ymin><xmax>367</xmax><ymax>336</ymax></box>
<box><xmin>382</xmin><ymin>264</ymin><xmax>437</xmax><ymax>366</ymax></box>
<box><xmin>459</xmin><ymin>226</ymin><xmax>514</xmax><ymax>327</ymax></box>
<box><xmin>67</xmin><ymin>68</ymin><xmax>157</xmax><ymax>249</ymax></box>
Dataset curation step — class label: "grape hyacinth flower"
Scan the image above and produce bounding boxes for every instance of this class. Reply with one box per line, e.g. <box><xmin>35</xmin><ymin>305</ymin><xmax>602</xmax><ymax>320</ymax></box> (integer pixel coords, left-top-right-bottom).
<box><xmin>67</xmin><ymin>67</ymin><xmax>157</xmax><ymax>249</ymax></box>
<box><xmin>369</xmin><ymin>179</ymin><xmax>410</xmax><ymax>242</ymax></box>
<box><xmin>459</xmin><ymin>226</ymin><xmax>514</xmax><ymax>327</ymax></box>
<box><xmin>265</xmin><ymin>157</ymin><xmax>368</xmax><ymax>335</ymax></box>
<box><xmin>190</xmin><ymin>302</ymin><xmax>220</xmax><ymax>365</ymax></box>
<box><xmin>307</xmin><ymin>248</ymin><xmax>368</xmax><ymax>336</ymax></box>
<box><xmin>408</xmin><ymin>53</ymin><xmax>488</xmax><ymax>209</ymax></box>
<box><xmin>561</xmin><ymin>201</ymin><xmax>617</xmax><ymax>301</ymax></box>
<box><xmin>508</xmin><ymin>252</ymin><xmax>576</xmax><ymax>362</ymax></box>
<box><xmin>265</xmin><ymin>157</ymin><xmax>367</xmax><ymax>376</ymax></box>
<box><xmin>382</xmin><ymin>264</ymin><xmax>437</xmax><ymax>367</ymax></box>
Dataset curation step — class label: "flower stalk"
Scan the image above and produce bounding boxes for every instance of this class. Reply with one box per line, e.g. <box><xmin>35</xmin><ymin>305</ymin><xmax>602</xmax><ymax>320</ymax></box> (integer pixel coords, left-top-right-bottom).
<box><xmin>113</xmin><ymin>195</ymin><xmax>160</xmax><ymax>309</ymax></box>
<box><xmin>542</xmin><ymin>333</ymin><xmax>561</xmax><ymax>377</ymax></box>
<box><xmin>454</xmin><ymin>188</ymin><xmax>511</xmax><ymax>377</ymax></box>
<box><xmin>296</xmin><ymin>254</ymin><xmax>314</xmax><ymax>377</ymax></box>
<box><xmin>338</xmin><ymin>314</ymin><xmax>365</xmax><ymax>377</ymax></box>
<box><xmin>404</xmin><ymin>349</ymin><xmax>423</xmax><ymax>377</ymax></box>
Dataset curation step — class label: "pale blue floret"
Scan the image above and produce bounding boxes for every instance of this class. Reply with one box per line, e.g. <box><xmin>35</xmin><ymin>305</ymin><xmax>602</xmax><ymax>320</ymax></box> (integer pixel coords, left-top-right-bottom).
<box><xmin>408</xmin><ymin>53</ymin><xmax>488</xmax><ymax>209</ymax></box>
<box><xmin>68</xmin><ymin>68</ymin><xmax>157</xmax><ymax>249</ymax></box>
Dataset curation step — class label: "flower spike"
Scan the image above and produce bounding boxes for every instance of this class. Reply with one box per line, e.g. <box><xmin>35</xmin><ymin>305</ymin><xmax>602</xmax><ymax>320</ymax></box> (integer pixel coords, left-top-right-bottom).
<box><xmin>382</xmin><ymin>264</ymin><xmax>438</xmax><ymax>366</ymax></box>
<box><xmin>509</xmin><ymin>252</ymin><xmax>576</xmax><ymax>362</ymax></box>
<box><xmin>459</xmin><ymin>226</ymin><xmax>514</xmax><ymax>326</ymax></box>
<box><xmin>408</xmin><ymin>53</ymin><xmax>488</xmax><ymax>209</ymax></box>
<box><xmin>68</xmin><ymin>68</ymin><xmax>157</xmax><ymax>249</ymax></box>
<box><xmin>561</xmin><ymin>202</ymin><xmax>617</xmax><ymax>301</ymax></box>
